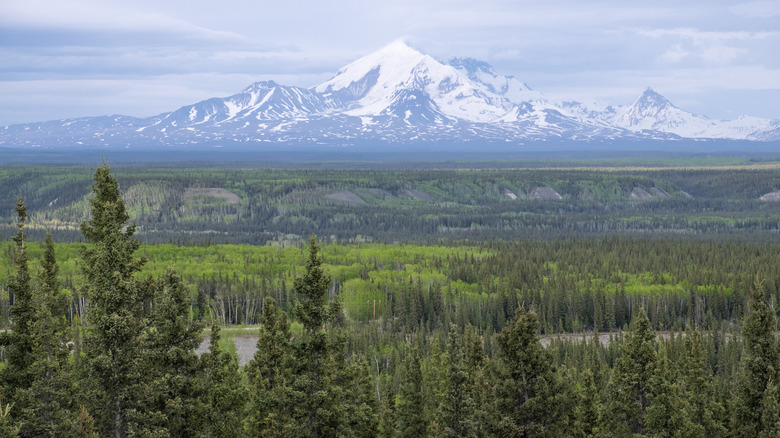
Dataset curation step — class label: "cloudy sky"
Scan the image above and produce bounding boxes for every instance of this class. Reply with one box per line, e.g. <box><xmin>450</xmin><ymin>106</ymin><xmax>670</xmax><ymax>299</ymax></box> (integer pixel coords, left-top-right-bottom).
<box><xmin>1</xmin><ymin>0</ymin><xmax>779</xmax><ymax>125</ymax></box>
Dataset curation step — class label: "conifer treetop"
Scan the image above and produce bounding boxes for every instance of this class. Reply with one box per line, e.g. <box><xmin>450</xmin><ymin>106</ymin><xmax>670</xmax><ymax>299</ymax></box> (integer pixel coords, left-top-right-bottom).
<box><xmin>80</xmin><ymin>161</ymin><xmax>135</xmax><ymax>244</ymax></box>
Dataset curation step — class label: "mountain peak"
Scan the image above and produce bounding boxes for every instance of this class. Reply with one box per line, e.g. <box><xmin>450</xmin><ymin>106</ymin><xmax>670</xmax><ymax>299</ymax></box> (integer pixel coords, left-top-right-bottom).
<box><xmin>240</xmin><ymin>80</ymin><xmax>279</xmax><ymax>93</ymax></box>
<box><xmin>612</xmin><ymin>87</ymin><xmax>721</xmax><ymax>137</ymax></box>
<box><xmin>314</xmin><ymin>40</ymin><xmax>517</xmax><ymax>122</ymax></box>
<box><xmin>315</xmin><ymin>40</ymin><xmax>429</xmax><ymax>96</ymax></box>
<box><xmin>376</xmin><ymin>39</ymin><xmax>419</xmax><ymax>54</ymax></box>
<box><xmin>635</xmin><ymin>87</ymin><xmax>673</xmax><ymax>109</ymax></box>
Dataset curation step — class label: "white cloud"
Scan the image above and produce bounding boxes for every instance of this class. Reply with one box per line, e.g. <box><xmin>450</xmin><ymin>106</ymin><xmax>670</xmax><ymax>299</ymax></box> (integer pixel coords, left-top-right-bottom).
<box><xmin>700</xmin><ymin>46</ymin><xmax>744</xmax><ymax>64</ymax></box>
<box><xmin>729</xmin><ymin>1</ymin><xmax>780</xmax><ymax>18</ymax></box>
<box><xmin>493</xmin><ymin>49</ymin><xmax>521</xmax><ymax>61</ymax></box>
<box><xmin>0</xmin><ymin>0</ymin><xmax>245</xmax><ymax>42</ymax></box>
<box><xmin>635</xmin><ymin>26</ymin><xmax>777</xmax><ymax>67</ymax></box>
<box><xmin>659</xmin><ymin>44</ymin><xmax>690</xmax><ymax>63</ymax></box>
<box><xmin>636</xmin><ymin>27</ymin><xmax>777</xmax><ymax>43</ymax></box>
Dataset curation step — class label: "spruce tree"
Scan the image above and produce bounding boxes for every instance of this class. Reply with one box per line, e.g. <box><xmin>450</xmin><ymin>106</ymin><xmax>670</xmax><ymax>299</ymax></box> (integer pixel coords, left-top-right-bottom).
<box><xmin>376</xmin><ymin>374</ymin><xmax>397</xmax><ymax>438</ymax></box>
<box><xmin>606</xmin><ymin>307</ymin><xmax>657</xmax><ymax>436</ymax></box>
<box><xmin>246</xmin><ymin>297</ymin><xmax>293</xmax><ymax>437</ymax></box>
<box><xmin>572</xmin><ymin>369</ymin><xmax>602</xmax><ymax>438</ymax></box>
<box><xmin>733</xmin><ymin>279</ymin><xmax>779</xmax><ymax>437</ymax></box>
<box><xmin>464</xmin><ymin>325</ymin><xmax>492</xmax><ymax>437</ymax></box>
<box><xmin>423</xmin><ymin>337</ymin><xmax>446</xmax><ymax>431</ymax></box>
<box><xmin>129</xmin><ymin>269</ymin><xmax>205</xmax><ymax>436</ymax></box>
<box><xmin>19</xmin><ymin>232</ymin><xmax>74</xmax><ymax>436</ymax></box>
<box><xmin>395</xmin><ymin>346</ymin><xmax>428</xmax><ymax>438</ymax></box>
<box><xmin>759</xmin><ymin>378</ymin><xmax>780</xmax><ymax>438</ymax></box>
<box><xmin>74</xmin><ymin>406</ymin><xmax>98</xmax><ymax>438</ymax></box>
<box><xmin>287</xmin><ymin>236</ymin><xmax>343</xmax><ymax>437</ymax></box>
<box><xmin>326</xmin><ymin>287</ymin><xmax>377</xmax><ymax>437</ymax></box>
<box><xmin>494</xmin><ymin>306</ymin><xmax>570</xmax><ymax>437</ymax></box>
<box><xmin>439</xmin><ymin>324</ymin><xmax>477</xmax><ymax>438</ymax></box>
<box><xmin>78</xmin><ymin>162</ymin><xmax>152</xmax><ymax>437</ymax></box>
<box><xmin>645</xmin><ymin>342</ymin><xmax>696</xmax><ymax>437</ymax></box>
<box><xmin>683</xmin><ymin>326</ymin><xmax>726</xmax><ymax>438</ymax></box>
<box><xmin>336</xmin><ymin>356</ymin><xmax>379</xmax><ymax>437</ymax></box>
<box><xmin>0</xmin><ymin>197</ymin><xmax>35</xmax><ymax>401</ymax></box>
<box><xmin>198</xmin><ymin>322</ymin><xmax>247</xmax><ymax>438</ymax></box>
<box><xmin>0</xmin><ymin>199</ymin><xmax>71</xmax><ymax>435</ymax></box>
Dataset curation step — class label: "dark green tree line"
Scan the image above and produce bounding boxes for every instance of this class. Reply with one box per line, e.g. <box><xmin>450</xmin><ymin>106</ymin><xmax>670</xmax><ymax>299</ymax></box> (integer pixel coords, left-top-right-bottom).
<box><xmin>2</xmin><ymin>163</ymin><xmax>780</xmax><ymax>437</ymax></box>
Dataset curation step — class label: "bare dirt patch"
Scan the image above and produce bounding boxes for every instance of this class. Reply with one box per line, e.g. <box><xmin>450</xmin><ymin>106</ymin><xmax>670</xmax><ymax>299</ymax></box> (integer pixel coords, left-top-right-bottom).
<box><xmin>399</xmin><ymin>189</ymin><xmax>434</xmax><ymax>203</ymax></box>
<box><xmin>361</xmin><ymin>188</ymin><xmax>397</xmax><ymax>199</ymax></box>
<box><xmin>532</xmin><ymin>187</ymin><xmax>562</xmax><ymax>200</ymax></box>
<box><xmin>325</xmin><ymin>190</ymin><xmax>368</xmax><ymax>205</ymax></box>
<box><xmin>183</xmin><ymin>187</ymin><xmax>240</xmax><ymax>204</ymax></box>
<box><xmin>649</xmin><ymin>187</ymin><xmax>669</xmax><ymax>198</ymax></box>
<box><xmin>630</xmin><ymin>187</ymin><xmax>653</xmax><ymax>201</ymax></box>
<box><xmin>760</xmin><ymin>191</ymin><xmax>780</xmax><ymax>201</ymax></box>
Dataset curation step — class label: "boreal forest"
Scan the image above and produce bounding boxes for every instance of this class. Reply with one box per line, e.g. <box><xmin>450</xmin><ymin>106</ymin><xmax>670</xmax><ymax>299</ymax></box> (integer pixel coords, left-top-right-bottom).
<box><xmin>2</xmin><ymin>159</ymin><xmax>780</xmax><ymax>436</ymax></box>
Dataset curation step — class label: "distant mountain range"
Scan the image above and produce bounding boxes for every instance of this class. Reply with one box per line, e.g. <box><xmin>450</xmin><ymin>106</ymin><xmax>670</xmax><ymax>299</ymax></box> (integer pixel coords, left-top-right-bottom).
<box><xmin>2</xmin><ymin>40</ymin><xmax>779</xmax><ymax>149</ymax></box>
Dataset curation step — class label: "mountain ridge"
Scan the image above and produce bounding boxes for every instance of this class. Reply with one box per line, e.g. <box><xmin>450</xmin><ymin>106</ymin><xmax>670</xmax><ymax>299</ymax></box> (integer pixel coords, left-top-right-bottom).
<box><xmin>2</xmin><ymin>41</ymin><xmax>778</xmax><ymax>149</ymax></box>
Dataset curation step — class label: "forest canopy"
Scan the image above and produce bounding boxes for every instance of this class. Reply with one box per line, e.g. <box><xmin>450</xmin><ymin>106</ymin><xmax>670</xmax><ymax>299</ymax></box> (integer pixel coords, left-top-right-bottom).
<box><xmin>1</xmin><ymin>162</ymin><xmax>779</xmax><ymax>436</ymax></box>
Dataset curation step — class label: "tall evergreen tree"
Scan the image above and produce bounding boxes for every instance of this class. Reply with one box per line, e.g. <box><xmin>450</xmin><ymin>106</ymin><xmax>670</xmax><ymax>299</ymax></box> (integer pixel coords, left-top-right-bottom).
<box><xmin>287</xmin><ymin>236</ymin><xmax>343</xmax><ymax>437</ymax></box>
<box><xmin>572</xmin><ymin>369</ymin><xmax>602</xmax><ymax>438</ymax></box>
<box><xmin>759</xmin><ymin>378</ymin><xmax>780</xmax><ymax>438</ymax></box>
<box><xmin>606</xmin><ymin>307</ymin><xmax>657</xmax><ymax>436</ymax></box>
<box><xmin>19</xmin><ymin>232</ymin><xmax>74</xmax><ymax>436</ymax></box>
<box><xmin>0</xmin><ymin>198</ymin><xmax>71</xmax><ymax>436</ymax></box>
<box><xmin>0</xmin><ymin>197</ymin><xmax>35</xmax><ymax>401</ymax></box>
<box><xmin>376</xmin><ymin>374</ymin><xmax>397</xmax><ymax>438</ymax></box>
<box><xmin>494</xmin><ymin>306</ymin><xmax>570</xmax><ymax>437</ymax></box>
<box><xmin>733</xmin><ymin>278</ymin><xmax>780</xmax><ymax>437</ymax></box>
<box><xmin>336</xmin><ymin>356</ymin><xmax>379</xmax><ymax>437</ymax></box>
<box><xmin>645</xmin><ymin>342</ymin><xmax>697</xmax><ymax>437</ymax></box>
<box><xmin>439</xmin><ymin>324</ymin><xmax>477</xmax><ymax>438</ymax></box>
<box><xmin>198</xmin><ymin>322</ymin><xmax>247</xmax><ymax>438</ymax></box>
<box><xmin>463</xmin><ymin>325</ymin><xmax>492</xmax><ymax>437</ymax></box>
<box><xmin>605</xmin><ymin>297</ymin><xmax>616</xmax><ymax>333</ymax></box>
<box><xmin>246</xmin><ymin>297</ymin><xmax>293</xmax><ymax>437</ymax></box>
<box><xmin>683</xmin><ymin>327</ymin><xmax>726</xmax><ymax>438</ymax></box>
<box><xmin>423</xmin><ymin>337</ymin><xmax>446</xmax><ymax>432</ymax></box>
<box><xmin>78</xmin><ymin>162</ymin><xmax>153</xmax><ymax>437</ymax></box>
<box><xmin>129</xmin><ymin>269</ymin><xmax>205</xmax><ymax>437</ymax></box>
<box><xmin>325</xmin><ymin>287</ymin><xmax>377</xmax><ymax>437</ymax></box>
<box><xmin>395</xmin><ymin>346</ymin><xmax>428</xmax><ymax>438</ymax></box>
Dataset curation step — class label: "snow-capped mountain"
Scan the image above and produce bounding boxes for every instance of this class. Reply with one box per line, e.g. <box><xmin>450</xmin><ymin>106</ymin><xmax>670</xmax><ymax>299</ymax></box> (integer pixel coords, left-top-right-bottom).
<box><xmin>316</xmin><ymin>40</ymin><xmax>514</xmax><ymax>123</ymax></box>
<box><xmin>448</xmin><ymin>57</ymin><xmax>545</xmax><ymax>105</ymax></box>
<box><xmin>156</xmin><ymin>81</ymin><xmax>341</xmax><ymax>127</ymax></box>
<box><xmin>1</xmin><ymin>41</ymin><xmax>778</xmax><ymax>149</ymax></box>
<box><xmin>558</xmin><ymin>87</ymin><xmax>780</xmax><ymax>141</ymax></box>
<box><xmin>611</xmin><ymin>88</ymin><xmax>744</xmax><ymax>139</ymax></box>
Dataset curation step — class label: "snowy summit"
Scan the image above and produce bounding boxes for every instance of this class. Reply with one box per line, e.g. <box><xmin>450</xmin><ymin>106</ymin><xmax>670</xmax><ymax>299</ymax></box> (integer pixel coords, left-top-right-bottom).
<box><xmin>2</xmin><ymin>41</ymin><xmax>779</xmax><ymax>149</ymax></box>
